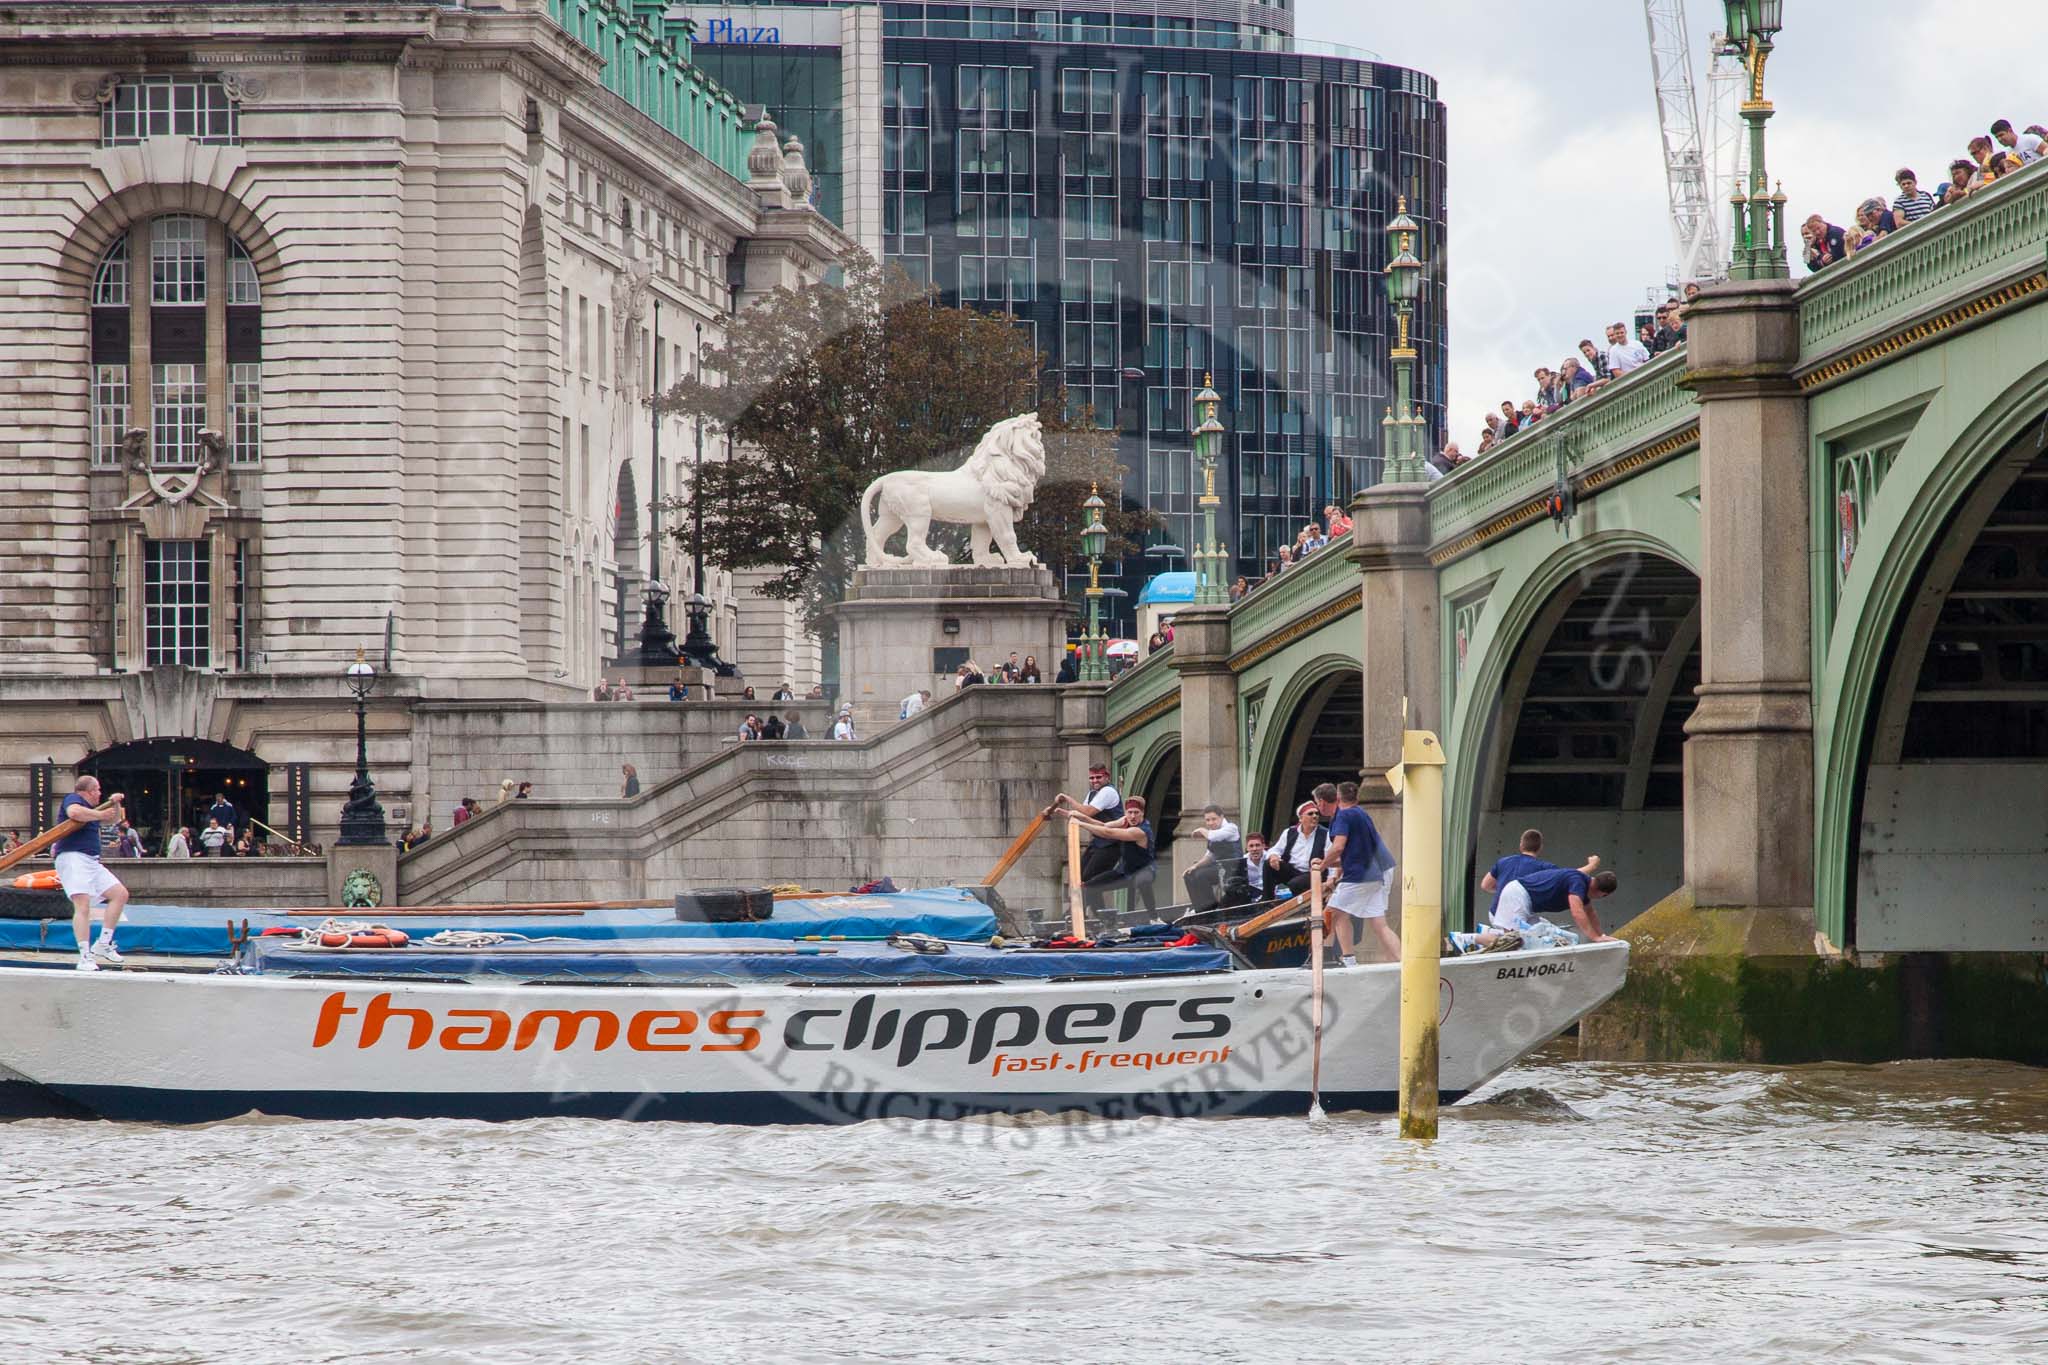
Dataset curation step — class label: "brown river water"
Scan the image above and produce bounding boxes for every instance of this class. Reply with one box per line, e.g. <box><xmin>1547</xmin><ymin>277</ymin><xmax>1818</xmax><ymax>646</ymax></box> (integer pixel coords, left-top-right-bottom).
<box><xmin>2</xmin><ymin>1045</ymin><xmax>2044</xmax><ymax>1363</ymax></box>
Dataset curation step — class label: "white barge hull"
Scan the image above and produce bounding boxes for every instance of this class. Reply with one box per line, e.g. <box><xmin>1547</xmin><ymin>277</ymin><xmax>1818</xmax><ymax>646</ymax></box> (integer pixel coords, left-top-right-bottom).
<box><xmin>0</xmin><ymin>943</ymin><xmax>1627</xmax><ymax>1123</ymax></box>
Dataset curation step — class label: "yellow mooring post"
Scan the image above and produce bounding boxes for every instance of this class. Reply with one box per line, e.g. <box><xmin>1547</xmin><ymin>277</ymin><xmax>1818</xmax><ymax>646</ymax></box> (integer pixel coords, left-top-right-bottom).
<box><xmin>1387</xmin><ymin>728</ymin><xmax>1447</xmax><ymax>1140</ymax></box>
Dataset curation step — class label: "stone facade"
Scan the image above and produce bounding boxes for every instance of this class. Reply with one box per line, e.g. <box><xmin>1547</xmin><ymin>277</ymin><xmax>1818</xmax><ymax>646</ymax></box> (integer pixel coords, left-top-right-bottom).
<box><xmin>0</xmin><ymin>2</ymin><xmax>850</xmax><ymax>847</ymax></box>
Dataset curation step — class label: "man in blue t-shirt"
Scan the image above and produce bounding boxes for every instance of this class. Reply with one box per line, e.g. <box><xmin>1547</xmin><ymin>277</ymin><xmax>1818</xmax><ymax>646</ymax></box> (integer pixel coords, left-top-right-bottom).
<box><xmin>1316</xmin><ymin>781</ymin><xmax>1400</xmax><ymax>966</ymax></box>
<box><xmin>51</xmin><ymin>775</ymin><xmax>132</xmax><ymax>971</ymax></box>
<box><xmin>1497</xmin><ymin>865</ymin><xmax>1618</xmax><ymax>943</ymax></box>
<box><xmin>1481</xmin><ymin>828</ymin><xmax>1602</xmax><ymax>927</ymax></box>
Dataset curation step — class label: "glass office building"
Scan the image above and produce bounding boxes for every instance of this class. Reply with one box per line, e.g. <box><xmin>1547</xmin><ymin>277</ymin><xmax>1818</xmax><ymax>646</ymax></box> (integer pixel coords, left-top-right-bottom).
<box><xmin>683</xmin><ymin>1</ymin><xmax>1447</xmax><ymax>616</ymax></box>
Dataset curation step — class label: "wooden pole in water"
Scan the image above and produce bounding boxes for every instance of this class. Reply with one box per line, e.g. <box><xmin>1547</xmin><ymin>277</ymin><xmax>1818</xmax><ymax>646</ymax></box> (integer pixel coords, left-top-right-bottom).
<box><xmin>1390</xmin><ymin>728</ymin><xmax>1447</xmax><ymax>1140</ymax></box>
<box><xmin>1307</xmin><ymin>863</ymin><xmax>1327</xmax><ymax>1121</ymax></box>
<box><xmin>1065</xmin><ymin>815</ymin><xmax>1086</xmax><ymax>939</ymax></box>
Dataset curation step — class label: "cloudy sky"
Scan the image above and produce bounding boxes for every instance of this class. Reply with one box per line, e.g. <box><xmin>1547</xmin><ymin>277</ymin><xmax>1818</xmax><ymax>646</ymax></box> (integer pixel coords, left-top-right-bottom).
<box><xmin>1303</xmin><ymin>0</ymin><xmax>2043</xmax><ymax>449</ymax></box>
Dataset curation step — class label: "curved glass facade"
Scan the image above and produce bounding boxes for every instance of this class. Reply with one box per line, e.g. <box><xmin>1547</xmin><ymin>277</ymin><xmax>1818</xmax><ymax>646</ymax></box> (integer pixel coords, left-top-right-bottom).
<box><xmin>881</xmin><ymin>9</ymin><xmax>1445</xmax><ymax>609</ymax></box>
<box><xmin>686</xmin><ymin>1</ymin><xmax>1447</xmax><ymax>620</ymax></box>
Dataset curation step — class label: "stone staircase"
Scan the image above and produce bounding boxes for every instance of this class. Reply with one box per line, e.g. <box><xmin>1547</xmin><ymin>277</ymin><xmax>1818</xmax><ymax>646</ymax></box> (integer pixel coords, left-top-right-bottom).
<box><xmin>397</xmin><ymin>684</ymin><xmax>1076</xmax><ymax>915</ymax></box>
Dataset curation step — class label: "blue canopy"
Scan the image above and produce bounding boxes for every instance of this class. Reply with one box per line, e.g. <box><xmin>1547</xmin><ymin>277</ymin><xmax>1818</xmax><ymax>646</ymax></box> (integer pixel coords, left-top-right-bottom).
<box><xmin>0</xmin><ymin>887</ymin><xmax>999</xmax><ymax>957</ymax></box>
<box><xmin>1137</xmin><ymin>572</ymin><xmax>1198</xmax><ymax>605</ymax></box>
<box><xmin>242</xmin><ymin>937</ymin><xmax>1232</xmax><ymax>983</ymax></box>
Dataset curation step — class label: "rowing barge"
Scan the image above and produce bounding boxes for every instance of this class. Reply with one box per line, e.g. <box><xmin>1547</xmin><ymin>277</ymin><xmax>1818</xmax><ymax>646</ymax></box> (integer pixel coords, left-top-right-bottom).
<box><xmin>0</xmin><ymin>932</ymin><xmax>1628</xmax><ymax>1123</ymax></box>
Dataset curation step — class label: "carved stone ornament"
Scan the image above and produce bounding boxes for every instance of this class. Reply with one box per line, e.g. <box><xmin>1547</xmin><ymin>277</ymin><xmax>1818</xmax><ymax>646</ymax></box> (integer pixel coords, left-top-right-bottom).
<box><xmin>73</xmin><ymin>74</ymin><xmax>120</xmax><ymax>106</ymax></box>
<box><xmin>746</xmin><ymin>117</ymin><xmax>783</xmax><ymax>182</ymax></box>
<box><xmin>780</xmin><ymin>135</ymin><xmax>813</xmax><ymax>204</ymax></box>
<box><xmin>216</xmin><ymin>73</ymin><xmax>266</xmax><ymax>104</ymax></box>
<box><xmin>123</xmin><ymin>427</ymin><xmax>220</xmax><ymax>506</ymax></box>
<box><xmin>861</xmin><ymin>413</ymin><xmax>1046</xmax><ymax>568</ymax></box>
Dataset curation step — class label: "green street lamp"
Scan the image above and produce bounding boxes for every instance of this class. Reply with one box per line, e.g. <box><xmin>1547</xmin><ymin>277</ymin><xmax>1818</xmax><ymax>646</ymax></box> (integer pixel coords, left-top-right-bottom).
<box><xmin>1722</xmin><ymin>0</ymin><xmax>1789</xmax><ymax>280</ymax></box>
<box><xmin>1379</xmin><ymin>197</ymin><xmax>1428</xmax><ymax>484</ymax></box>
<box><xmin>1079</xmin><ymin>484</ymin><xmax>1110</xmax><ymax>682</ymax></box>
<box><xmin>1191</xmin><ymin>375</ymin><xmax>1229</xmax><ymax>605</ymax></box>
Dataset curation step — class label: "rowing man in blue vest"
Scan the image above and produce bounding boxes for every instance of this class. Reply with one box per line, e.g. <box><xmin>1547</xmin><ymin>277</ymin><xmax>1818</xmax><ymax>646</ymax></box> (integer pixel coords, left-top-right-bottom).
<box><xmin>52</xmin><ymin>775</ymin><xmax>131</xmax><ymax>971</ymax></box>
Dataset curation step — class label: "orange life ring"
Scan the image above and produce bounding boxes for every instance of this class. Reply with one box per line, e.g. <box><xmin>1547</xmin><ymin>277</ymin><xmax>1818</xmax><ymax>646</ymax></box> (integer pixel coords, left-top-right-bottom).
<box><xmin>12</xmin><ymin>871</ymin><xmax>61</xmax><ymax>890</ymax></box>
<box><xmin>316</xmin><ymin>928</ymin><xmax>410</xmax><ymax>949</ymax></box>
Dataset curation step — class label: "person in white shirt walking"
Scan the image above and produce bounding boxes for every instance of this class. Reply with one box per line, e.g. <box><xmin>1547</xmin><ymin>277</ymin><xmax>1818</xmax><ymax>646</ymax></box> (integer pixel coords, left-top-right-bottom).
<box><xmin>831</xmin><ymin>706</ymin><xmax>857</xmax><ymax>741</ymax></box>
<box><xmin>899</xmin><ymin>688</ymin><xmax>930</xmax><ymax>720</ymax></box>
<box><xmin>1603</xmin><ymin>322</ymin><xmax>1650</xmax><ymax>378</ymax></box>
<box><xmin>199</xmin><ymin>817</ymin><xmax>230</xmax><ymax>857</ymax></box>
<box><xmin>164</xmin><ymin>825</ymin><xmax>192</xmax><ymax>858</ymax></box>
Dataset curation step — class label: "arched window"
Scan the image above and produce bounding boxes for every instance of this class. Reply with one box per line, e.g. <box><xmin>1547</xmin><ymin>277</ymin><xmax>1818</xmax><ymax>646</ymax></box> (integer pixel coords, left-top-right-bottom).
<box><xmin>89</xmin><ymin>215</ymin><xmax>262</xmax><ymax>469</ymax></box>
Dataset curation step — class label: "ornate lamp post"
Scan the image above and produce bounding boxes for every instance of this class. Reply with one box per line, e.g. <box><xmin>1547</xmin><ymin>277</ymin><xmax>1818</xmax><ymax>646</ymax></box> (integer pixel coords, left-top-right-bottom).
<box><xmin>337</xmin><ymin>647</ymin><xmax>387</xmax><ymax>847</ymax></box>
<box><xmin>1721</xmin><ymin>0</ymin><xmax>1788</xmax><ymax>280</ymax></box>
<box><xmin>1079</xmin><ymin>484</ymin><xmax>1110</xmax><ymax>682</ymax></box>
<box><xmin>1191</xmin><ymin>375</ymin><xmax>1229</xmax><ymax>605</ymax></box>
<box><xmin>677</xmin><ymin>320</ymin><xmax>732</xmax><ymax>675</ymax></box>
<box><xmin>634</xmin><ymin>300</ymin><xmax>679</xmax><ymax>666</ymax></box>
<box><xmin>1379</xmin><ymin>197</ymin><xmax>1428</xmax><ymax>484</ymax></box>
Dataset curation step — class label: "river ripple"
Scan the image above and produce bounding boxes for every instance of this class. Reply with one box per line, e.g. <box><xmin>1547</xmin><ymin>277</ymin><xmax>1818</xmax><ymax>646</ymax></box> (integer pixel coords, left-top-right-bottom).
<box><xmin>3</xmin><ymin>1047</ymin><xmax>2044</xmax><ymax>1363</ymax></box>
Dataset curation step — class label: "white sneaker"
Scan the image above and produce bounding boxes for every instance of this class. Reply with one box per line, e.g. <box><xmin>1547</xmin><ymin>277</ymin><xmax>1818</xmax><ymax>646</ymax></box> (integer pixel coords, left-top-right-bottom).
<box><xmin>91</xmin><ymin>941</ymin><xmax>124</xmax><ymax>965</ymax></box>
<box><xmin>75</xmin><ymin>955</ymin><xmax>99</xmax><ymax>972</ymax></box>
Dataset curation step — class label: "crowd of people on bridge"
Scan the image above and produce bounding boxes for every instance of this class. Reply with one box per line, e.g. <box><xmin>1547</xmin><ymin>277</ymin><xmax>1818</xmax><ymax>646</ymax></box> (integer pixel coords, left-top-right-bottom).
<box><xmin>1804</xmin><ymin>117</ymin><xmax>2044</xmax><ymax>273</ymax></box>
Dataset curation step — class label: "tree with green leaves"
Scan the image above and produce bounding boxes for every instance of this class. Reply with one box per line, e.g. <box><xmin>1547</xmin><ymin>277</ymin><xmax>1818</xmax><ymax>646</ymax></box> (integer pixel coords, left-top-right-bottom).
<box><xmin>655</xmin><ymin>252</ymin><xmax>1151</xmax><ymax>651</ymax></box>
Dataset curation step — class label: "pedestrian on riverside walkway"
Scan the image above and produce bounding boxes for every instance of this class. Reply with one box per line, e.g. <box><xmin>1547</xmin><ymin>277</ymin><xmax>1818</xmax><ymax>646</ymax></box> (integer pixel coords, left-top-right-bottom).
<box><xmin>164</xmin><ymin>826</ymin><xmax>191</xmax><ymax>859</ymax></box>
<box><xmin>784</xmin><ymin>710</ymin><xmax>809</xmax><ymax>740</ymax></box>
<box><xmin>621</xmin><ymin>764</ymin><xmax>640</xmax><ymax>798</ymax></box>
<box><xmin>832</xmin><ymin>706</ymin><xmax>857</xmax><ymax>741</ymax></box>
<box><xmin>199</xmin><ymin>816</ymin><xmax>230</xmax><ymax>856</ymax></box>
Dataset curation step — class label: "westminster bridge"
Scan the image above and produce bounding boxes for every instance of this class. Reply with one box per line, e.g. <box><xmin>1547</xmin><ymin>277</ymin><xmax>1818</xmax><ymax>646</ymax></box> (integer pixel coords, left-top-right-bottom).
<box><xmin>1101</xmin><ymin>165</ymin><xmax>2048</xmax><ymax>1059</ymax></box>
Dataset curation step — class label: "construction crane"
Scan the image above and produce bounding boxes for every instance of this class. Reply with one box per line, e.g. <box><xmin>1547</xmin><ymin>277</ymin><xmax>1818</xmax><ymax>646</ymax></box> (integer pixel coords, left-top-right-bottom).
<box><xmin>1642</xmin><ymin>0</ymin><xmax>1722</xmax><ymax>286</ymax></box>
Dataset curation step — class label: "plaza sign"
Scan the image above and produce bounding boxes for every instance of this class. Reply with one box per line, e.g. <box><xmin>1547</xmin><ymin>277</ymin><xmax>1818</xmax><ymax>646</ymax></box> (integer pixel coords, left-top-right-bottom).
<box><xmin>701</xmin><ymin>16</ymin><xmax>781</xmax><ymax>44</ymax></box>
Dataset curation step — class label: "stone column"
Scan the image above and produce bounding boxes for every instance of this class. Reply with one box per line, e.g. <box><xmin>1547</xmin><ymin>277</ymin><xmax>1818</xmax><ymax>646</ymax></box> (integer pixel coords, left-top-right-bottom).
<box><xmin>1167</xmin><ymin>603</ymin><xmax>1237</xmax><ymax>870</ymax></box>
<box><xmin>1681</xmin><ymin>279</ymin><xmax>1813</xmax><ymax>913</ymax></box>
<box><xmin>1351</xmin><ymin>484</ymin><xmax>1440</xmax><ymax>919</ymax></box>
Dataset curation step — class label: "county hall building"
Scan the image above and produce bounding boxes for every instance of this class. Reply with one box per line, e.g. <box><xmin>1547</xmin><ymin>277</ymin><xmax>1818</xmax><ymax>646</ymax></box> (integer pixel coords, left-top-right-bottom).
<box><xmin>0</xmin><ymin>0</ymin><xmax>850</xmax><ymax>846</ymax></box>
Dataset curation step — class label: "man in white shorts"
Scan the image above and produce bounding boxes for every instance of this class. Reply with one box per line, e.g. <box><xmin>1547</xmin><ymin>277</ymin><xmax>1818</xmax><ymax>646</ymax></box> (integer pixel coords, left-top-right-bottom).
<box><xmin>1317</xmin><ymin>781</ymin><xmax>1400</xmax><ymax>966</ymax></box>
<box><xmin>51</xmin><ymin>775</ymin><xmax>130</xmax><ymax>970</ymax></box>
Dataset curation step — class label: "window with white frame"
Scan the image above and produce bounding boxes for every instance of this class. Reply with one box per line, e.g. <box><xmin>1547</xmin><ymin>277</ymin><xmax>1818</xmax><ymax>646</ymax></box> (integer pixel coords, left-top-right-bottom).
<box><xmin>229</xmin><ymin>362</ymin><xmax>261</xmax><ymax>464</ymax></box>
<box><xmin>150</xmin><ymin>215</ymin><xmax>207</xmax><ymax>304</ymax></box>
<box><xmin>100</xmin><ymin>75</ymin><xmax>239</xmax><ymax>147</ymax></box>
<box><xmin>151</xmin><ymin>364</ymin><xmax>205</xmax><ymax>466</ymax></box>
<box><xmin>228</xmin><ymin>238</ymin><xmax>259</xmax><ymax>304</ymax></box>
<box><xmin>93</xmin><ymin>237</ymin><xmax>129</xmax><ymax>306</ymax></box>
<box><xmin>143</xmin><ymin>539</ymin><xmax>211</xmax><ymax>667</ymax></box>
<box><xmin>92</xmin><ymin>365</ymin><xmax>130</xmax><ymax>468</ymax></box>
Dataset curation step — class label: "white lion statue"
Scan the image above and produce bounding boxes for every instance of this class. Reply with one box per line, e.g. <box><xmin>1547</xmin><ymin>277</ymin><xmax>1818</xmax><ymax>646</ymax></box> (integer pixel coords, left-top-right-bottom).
<box><xmin>861</xmin><ymin>412</ymin><xmax>1046</xmax><ymax>568</ymax></box>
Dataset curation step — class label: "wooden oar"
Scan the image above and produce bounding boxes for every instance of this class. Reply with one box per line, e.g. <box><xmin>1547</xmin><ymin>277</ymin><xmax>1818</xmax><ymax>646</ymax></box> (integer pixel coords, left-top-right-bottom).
<box><xmin>1308</xmin><ymin>868</ymin><xmax>1328</xmax><ymax>1122</ymax></box>
<box><xmin>982</xmin><ymin>809</ymin><xmax>1049</xmax><ymax>888</ymax></box>
<box><xmin>0</xmin><ymin>801</ymin><xmax>120</xmax><ymax>876</ymax></box>
<box><xmin>1225</xmin><ymin>889</ymin><xmax>1309</xmax><ymax>941</ymax></box>
<box><xmin>1066</xmin><ymin>814</ymin><xmax>1086</xmax><ymax>939</ymax></box>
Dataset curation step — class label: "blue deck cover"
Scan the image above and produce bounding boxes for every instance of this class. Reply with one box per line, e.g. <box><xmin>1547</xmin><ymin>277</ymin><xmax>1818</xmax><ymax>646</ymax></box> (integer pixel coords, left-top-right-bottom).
<box><xmin>242</xmin><ymin>937</ymin><xmax>1231</xmax><ymax>983</ymax></box>
<box><xmin>0</xmin><ymin>888</ymin><xmax>999</xmax><ymax>957</ymax></box>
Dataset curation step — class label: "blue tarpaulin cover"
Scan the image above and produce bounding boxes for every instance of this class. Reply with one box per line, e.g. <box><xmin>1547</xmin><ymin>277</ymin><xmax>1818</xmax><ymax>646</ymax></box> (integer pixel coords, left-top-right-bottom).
<box><xmin>0</xmin><ymin>888</ymin><xmax>999</xmax><ymax>957</ymax></box>
<box><xmin>242</xmin><ymin>938</ymin><xmax>1232</xmax><ymax>983</ymax></box>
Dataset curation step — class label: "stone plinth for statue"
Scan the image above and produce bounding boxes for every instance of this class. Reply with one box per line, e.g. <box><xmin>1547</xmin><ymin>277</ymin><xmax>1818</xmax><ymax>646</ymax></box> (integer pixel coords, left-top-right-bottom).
<box><xmin>597</xmin><ymin>661</ymin><xmax>748</xmax><ymax>699</ymax></box>
<box><xmin>831</xmin><ymin>566</ymin><xmax>1071</xmax><ymax>733</ymax></box>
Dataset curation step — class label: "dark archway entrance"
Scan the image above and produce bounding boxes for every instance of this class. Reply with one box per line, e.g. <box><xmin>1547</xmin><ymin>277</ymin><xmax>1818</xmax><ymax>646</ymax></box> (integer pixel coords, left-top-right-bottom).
<box><xmin>79</xmin><ymin>738</ymin><xmax>267</xmax><ymax>852</ymax></box>
<box><xmin>1136</xmin><ymin>745</ymin><xmax>1183</xmax><ymax>894</ymax></box>
<box><xmin>611</xmin><ymin>461</ymin><xmax>642</xmax><ymax>659</ymax></box>
<box><xmin>1852</xmin><ymin>428</ymin><xmax>2048</xmax><ymax>950</ymax></box>
<box><xmin>1255</xmin><ymin>672</ymin><xmax>1362</xmax><ymax>841</ymax></box>
<box><xmin>1470</xmin><ymin>553</ymin><xmax>1700</xmax><ymax>931</ymax></box>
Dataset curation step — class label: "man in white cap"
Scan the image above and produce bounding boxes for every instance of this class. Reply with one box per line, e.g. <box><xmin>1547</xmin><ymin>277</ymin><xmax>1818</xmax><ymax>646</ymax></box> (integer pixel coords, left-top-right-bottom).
<box><xmin>831</xmin><ymin>705</ymin><xmax>857</xmax><ymax>741</ymax></box>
